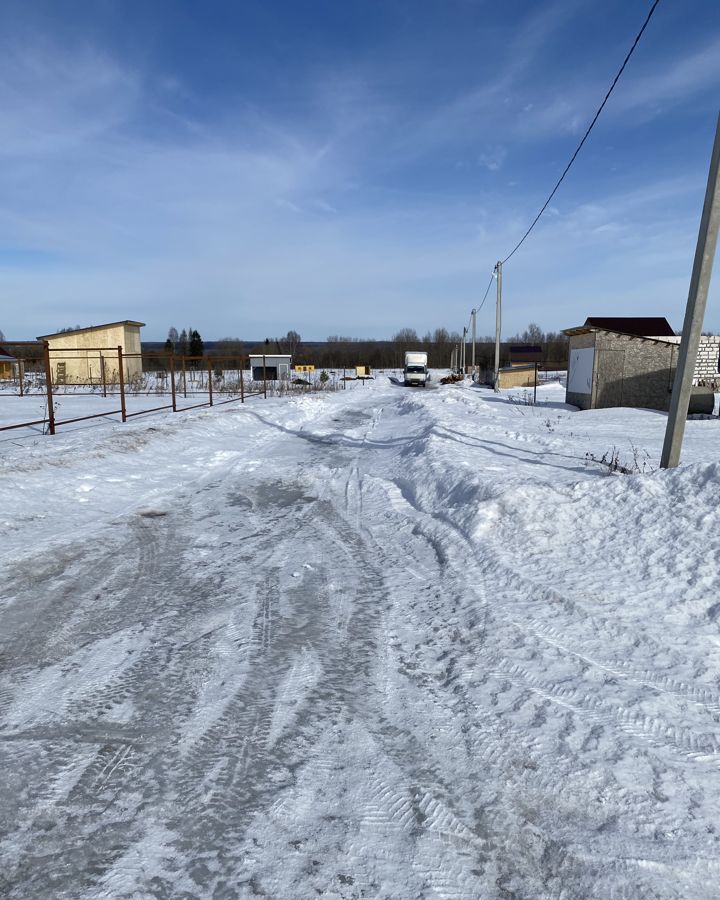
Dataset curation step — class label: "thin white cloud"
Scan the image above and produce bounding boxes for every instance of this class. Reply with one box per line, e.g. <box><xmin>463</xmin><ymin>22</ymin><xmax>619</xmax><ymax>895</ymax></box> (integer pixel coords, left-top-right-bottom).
<box><xmin>477</xmin><ymin>146</ymin><xmax>507</xmax><ymax>171</ymax></box>
<box><xmin>512</xmin><ymin>35</ymin><xmax>720</xmax><ymax>141</ymax></box>
<box><xmin>612</xmin><ymin>37</ymin><xmax>720</xmax><ymax>112</ymax></box>
<box><xmin>0</xmin><ymin>25</ymin><xmax>717</xmax><ymax>341</ymax></box>
<box><xmin>0</xmin><ymin>42</ymin><xmax>139</xmax><ymax>158</ymax></box>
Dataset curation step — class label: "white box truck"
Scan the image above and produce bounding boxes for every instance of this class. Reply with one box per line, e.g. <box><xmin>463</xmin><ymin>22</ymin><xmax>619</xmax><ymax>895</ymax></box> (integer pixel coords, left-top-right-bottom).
<box><xmin>404</xmin><ymin>351</ymin><xmax>428</xmax><ymax>387</ymax></box>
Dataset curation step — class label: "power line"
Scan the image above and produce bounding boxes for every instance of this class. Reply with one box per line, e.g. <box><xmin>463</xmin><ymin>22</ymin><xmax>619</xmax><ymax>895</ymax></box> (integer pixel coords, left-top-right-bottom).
<box><xmin>465</xmin><ymin>272</ymin><xmax>493</xmax><ymax>338</ymax></box>
<box><xmin>477</xmin><ymin>272</ymin><xmax>495</xmax><ymax>314</ymax></box>
<box><xmin>501</xmin><ymin>0</ymin><xmax>662</xmax><ymax>266</ymax></box>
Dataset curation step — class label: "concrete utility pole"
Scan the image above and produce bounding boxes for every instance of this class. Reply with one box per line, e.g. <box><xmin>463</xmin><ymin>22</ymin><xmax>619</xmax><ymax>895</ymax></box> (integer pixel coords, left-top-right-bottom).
<box><xmin>462</xmin><ymin>326</ymin><xmax>467</xmax><ymax>374</ymax></box>
<box><xmin>471</xmin><ymin>308</ymin><xmax>476</xmax><ymax>378</ymax></box>
<box><xmin>494</xmin><ymin>260</ymin><xmax>502</xmax><ymax>391</ymax></box>
<box><xmin>661</xmin><ymin>114</ymin><xmax>720</xmax><ymax>469</ymax></box>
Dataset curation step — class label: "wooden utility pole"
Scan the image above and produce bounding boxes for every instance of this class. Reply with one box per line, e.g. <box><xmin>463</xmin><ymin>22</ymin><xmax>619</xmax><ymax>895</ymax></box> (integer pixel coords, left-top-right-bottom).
<box><xmin>661</xmin><ymin>114</ymin><xmax>720</xmax><ymax>469</ymax></box>
<box><xmin>493</xmin><ymin>261</ymin><xmax>502</xmax><ymax>391</ymax></box>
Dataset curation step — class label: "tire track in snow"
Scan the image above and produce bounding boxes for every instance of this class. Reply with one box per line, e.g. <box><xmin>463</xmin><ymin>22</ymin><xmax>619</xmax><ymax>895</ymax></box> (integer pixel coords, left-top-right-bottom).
<box><xmin>517</xmin><ymin>618</ymin><xmax>720</xmax><ymax>714</ymax></box>
<box><xmin>346</xmin><ymin>420</ymin><xmax>716</xmax><ymax>895</ymax></box>
<box><xmin>366</xmin><ymin>460</ymin><xmax>720</xmax><ymax>770</ymax></box>
<box><xmin>482</xmin><ymin>655</ymin><xmax>720</xmax><ymax>764</ymax></box>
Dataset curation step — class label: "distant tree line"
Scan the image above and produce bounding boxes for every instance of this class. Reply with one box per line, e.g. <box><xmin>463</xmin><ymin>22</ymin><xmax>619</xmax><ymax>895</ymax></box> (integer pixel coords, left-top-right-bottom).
<box><xmin>147</xmin><ymin>323</ymin><xmax>568</xmax><ymax>372</ymax></box>
<box><xmin>0</xmin><ymin>321</ymin><xmax>567</xmax><ymax>372</ymax></box>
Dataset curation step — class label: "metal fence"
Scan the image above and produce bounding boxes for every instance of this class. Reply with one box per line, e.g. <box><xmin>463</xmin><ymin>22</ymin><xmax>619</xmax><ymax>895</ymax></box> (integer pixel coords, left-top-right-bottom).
<box><xmin>0</xmin><ymin>343</ymin><xmax>281</xmax><ymax>436</ymax></box>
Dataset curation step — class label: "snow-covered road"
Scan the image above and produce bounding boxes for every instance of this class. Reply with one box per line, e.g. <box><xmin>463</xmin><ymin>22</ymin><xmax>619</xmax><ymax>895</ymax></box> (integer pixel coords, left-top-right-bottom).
<box><xmin>2</xmin><ymin>379</ymin><xmax>720</xmax><ymax>899</ymax></box>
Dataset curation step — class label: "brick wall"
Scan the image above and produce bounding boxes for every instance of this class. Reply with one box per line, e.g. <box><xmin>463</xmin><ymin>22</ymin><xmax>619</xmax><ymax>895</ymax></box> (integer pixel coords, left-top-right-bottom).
<box><xmin>694</xmin><ymin>336</ymin><xmax>720</xmax><ymax>385</ymax></box>
<box><xmin>594</xmin><ymin>332</ymin><xmax>677</xmax><ymax>411</ymax></box>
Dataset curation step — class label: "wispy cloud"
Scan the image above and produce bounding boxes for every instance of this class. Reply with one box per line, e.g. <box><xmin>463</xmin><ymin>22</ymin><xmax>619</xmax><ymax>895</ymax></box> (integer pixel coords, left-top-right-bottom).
<box><xmin>477</xmin><ymin>146</ymin><xmax>507</xmax><ymax>171</ymax></box>
<box><xmin>0</xmin><ymin>4</ymin><xmax>718</xmax><ymax>341</ymax></box>
<box><xmin>0</xmin><ymin>42</ymin><xmax>139</xmax><ymax>158</ymax></box>
<box><xmin>612</xmin><ymin>37</ymin><xmax>720</xmax><ymax>112</ymax></box>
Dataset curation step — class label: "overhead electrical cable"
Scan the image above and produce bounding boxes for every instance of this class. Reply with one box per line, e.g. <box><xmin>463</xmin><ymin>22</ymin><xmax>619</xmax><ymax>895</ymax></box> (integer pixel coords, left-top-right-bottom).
<box><xmin>477</xmin><ymin>272</ymin><xmax>495</xmax><ymax>313</ymax></box>
<box><xmin>500</xmin><ymin>0</ymin><xmax>662</xmax><ymax>266</ymax></box>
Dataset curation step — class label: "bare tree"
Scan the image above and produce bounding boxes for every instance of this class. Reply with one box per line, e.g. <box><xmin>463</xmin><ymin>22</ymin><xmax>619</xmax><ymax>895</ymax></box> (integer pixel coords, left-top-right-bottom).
<box><xmin>284</xmin><ymin>330</ymin><xmax>301</xmax><ymax>357</ymax></box>
<box><xmin>392</xmin><ymin>327</ymin><xmax>420</xmax><ymax>344</ymax></box>
<box><xmin>215</xmin><ymin>337</ymin><xmax>244</xmax><ymax>367</ymax></box>
<box><xmin>521</xmin><ymin>323</ymin><xmax>544</xmax><ymax>343</ymax></box>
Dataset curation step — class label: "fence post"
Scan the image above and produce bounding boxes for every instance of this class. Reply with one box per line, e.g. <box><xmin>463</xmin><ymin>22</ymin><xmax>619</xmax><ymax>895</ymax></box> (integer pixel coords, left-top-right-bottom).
<box><xmin>42</xmin><ymin>341</ymin><xmax>56</xmax><ymax>435</ymax></box>
<box><xmin>100</xmin><ymin>353</ymin><xmax>107</xmax><ymax>398</ymax></box>
<box><xmin>263</xmin><ymin>354</ymin><xmax>267</xmax><ymax>399</ymax></box>
<box><xmin>182</xmin><ymin>356</ymin><xmax>187</xmax><ymax>399</ymax></box>
<box><xmin>207</xmin><ymin>359</ymin><xmax>213</xmax><ymax>407</ymax></box>
<box><xmin>18</xmin><ymin>358</ymin><xmax>24</xmax><ymax>397</ymax></box>
<box><xmin>240</xmin><ymin>357</ymin><xmax>245</xmax><ymax>403</ymax></box>
<box><xmin>169</xmin><ymin>355</ymin><xmax>177</xmax><ymax>411</ymax></box>
<box><xmin>117</xmin><ymin>347</ymin><xmax>127</xmax><ymax>422</ymax></box>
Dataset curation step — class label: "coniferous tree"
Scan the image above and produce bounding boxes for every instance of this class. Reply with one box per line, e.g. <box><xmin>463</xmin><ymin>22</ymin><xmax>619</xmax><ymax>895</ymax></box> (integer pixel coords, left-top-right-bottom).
<box><xmin>189</xmin><ymin>329</ymin><xmax>204</xmax><ymax>358</ymax></box>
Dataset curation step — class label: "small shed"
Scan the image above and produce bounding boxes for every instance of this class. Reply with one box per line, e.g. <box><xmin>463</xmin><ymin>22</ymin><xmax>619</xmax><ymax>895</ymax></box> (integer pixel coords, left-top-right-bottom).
<box><xmin>563</xmin><ymin>317</ymin><xmax>678</xmax><ymax>411</ymax></box>
<box><xmin>36</xmin><ymin>321</ymin><xmax>145</xmax><ymax>384</ymax></box>
<box><xmin>248</xmin><ymin>354</ymin><xmax>291</xmax><ymax>381</ymax></box>
<box><xmin>495</xmin><ymin>364</ymin><xmax>539</xmax><ymax>388</ymax></box>
<box><xmin>0</xmin><ymin>347</ymin><xmax>18</xmax><ymax>380</ymax></box>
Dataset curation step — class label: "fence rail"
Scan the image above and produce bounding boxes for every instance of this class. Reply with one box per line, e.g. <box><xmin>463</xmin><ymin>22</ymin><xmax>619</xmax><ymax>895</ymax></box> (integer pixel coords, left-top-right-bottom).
<box><xmin>0</xmin><ymin>343</ymin><xmax>279</xmax><ymax>436</ymax></box>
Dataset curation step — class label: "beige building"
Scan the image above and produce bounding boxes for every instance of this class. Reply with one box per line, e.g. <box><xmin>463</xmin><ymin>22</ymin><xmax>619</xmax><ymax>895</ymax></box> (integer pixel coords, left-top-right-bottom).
<box><xmin>496</xmin><ymin>364</ymin><xmax>539</xmax><ymax>389</ymax></box>
<box><xmin>0</xmin><ymin>347</ymin><xmax>18</xmax><ymax>380</ymax></box>
<box><xmin>563</xmin><ymin>317</ymin><xmax>678</xmax><ymax>411</ymax></box>
<box><xmin>36</xmin><ymin>321</ymin><xmax>145</xmax><ymax>385</ymax></box>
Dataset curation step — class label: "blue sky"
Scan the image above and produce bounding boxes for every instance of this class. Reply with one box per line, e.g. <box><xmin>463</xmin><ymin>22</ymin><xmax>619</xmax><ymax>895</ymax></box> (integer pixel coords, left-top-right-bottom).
<box><xmin>1</xmin><ymin>0</ymin><xmax>719</xmax><ymax>341</ymax></box>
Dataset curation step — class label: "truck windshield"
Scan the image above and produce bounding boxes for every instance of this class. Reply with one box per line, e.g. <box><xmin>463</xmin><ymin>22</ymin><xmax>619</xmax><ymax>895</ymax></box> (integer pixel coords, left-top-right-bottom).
<box><xmin>406</xmin><ymin>365</ymin><xmax>425</xmax><ymax>373</ymax></box>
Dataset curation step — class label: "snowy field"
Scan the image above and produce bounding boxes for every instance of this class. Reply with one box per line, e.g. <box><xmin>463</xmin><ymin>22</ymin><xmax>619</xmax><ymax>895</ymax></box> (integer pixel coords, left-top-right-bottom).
<box><xmin>2</xmin><ymin>377</ymin><xmax>720</xmax><ymax>899</ymax></box>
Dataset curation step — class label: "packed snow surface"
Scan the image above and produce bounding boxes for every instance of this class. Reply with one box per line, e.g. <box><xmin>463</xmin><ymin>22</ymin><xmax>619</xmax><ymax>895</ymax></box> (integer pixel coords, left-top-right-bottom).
<box><xmin>2</xmin><ymin>378</ymin><xmax>720</xmax><ymax>899</ymax></box>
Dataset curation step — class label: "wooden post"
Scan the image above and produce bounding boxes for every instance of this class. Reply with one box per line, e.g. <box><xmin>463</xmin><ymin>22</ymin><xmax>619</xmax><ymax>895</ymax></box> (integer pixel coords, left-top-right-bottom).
<box><xmin>18</xmin><ymin>358</ymin><xmax>24</xmax><ymax>397</ymax></box>
<box><xmin>117</xmin><ymin>347</ymin><xmax>127</xmax><ymax>422</ymax></box>
<box><xmin>182</xmin><ymin>356</ymin><xmax>187</xmax><ymax>399</ymax></box>
<box><xmin>207</xmin><ymin>359</ymin><xmax>214</xmax><ymax>407</ymax></box>
<box><xmin>240</xmin><ymin>357</ymin><xmax>245</xmax><ymax>403</ymax></box>
<box><xmin>42</xmin><ymin>341</ymin><xmax>55</xmax><ymax>435</ymax></box>
<box><xmin>534</xmin><ymin>362</ymin><xmax>538</xmax><ymax>405</ymax></box>
<box><xmin>169</xmin><ymin>355</ymin><xmax>177</xmax><ymax>411</ymax></box>
<box><xmin>100</xmin><ymin>353</ymin><xmax>107</xmax><ymax>398</ymax></box>
<box><xmin>661</xmin><ymin>114</ymin><xmax>720</xmax><ymax>468</ymax></box>
<box><xmin>263</xmin><ymin>354</ymin><xmax>267</xmax><ymax>399</ymax></box>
